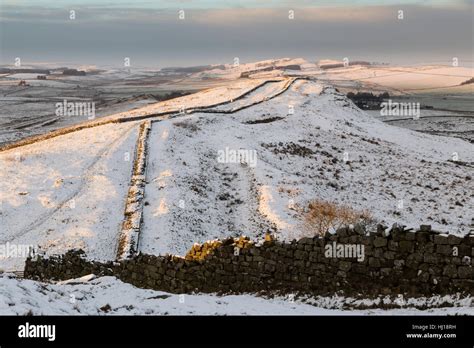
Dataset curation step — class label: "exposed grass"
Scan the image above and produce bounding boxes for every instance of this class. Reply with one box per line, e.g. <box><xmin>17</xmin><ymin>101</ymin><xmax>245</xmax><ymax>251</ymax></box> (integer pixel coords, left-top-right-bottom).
<box><xmin>303</xmin><ymin>199</ymin><xmax>372</xmax><ymax>236</ymax></box>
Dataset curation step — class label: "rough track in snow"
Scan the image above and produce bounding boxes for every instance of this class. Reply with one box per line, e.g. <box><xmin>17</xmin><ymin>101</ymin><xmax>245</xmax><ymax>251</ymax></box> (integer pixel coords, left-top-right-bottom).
<box><xmin>140</xmin><ymin>118</ymin><xmax>274</xmax><ymax>255</ymax></box>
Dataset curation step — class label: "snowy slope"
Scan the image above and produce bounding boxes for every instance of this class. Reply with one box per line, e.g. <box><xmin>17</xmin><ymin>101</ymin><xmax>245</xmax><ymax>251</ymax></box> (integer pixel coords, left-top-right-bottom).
<box><xmin>108</xmin><ymin>78</ymin><xmax>283</xmax><ymax>120</ymax></box>
<box><xmin>140</xmin><ymin>79</ymin><xmax>473</xmax><ymax>255</ymax></box>
<box><xmin>0</xmin><ymin>122</ymin><xmax>140</xmax><ymax>270</ymax></box>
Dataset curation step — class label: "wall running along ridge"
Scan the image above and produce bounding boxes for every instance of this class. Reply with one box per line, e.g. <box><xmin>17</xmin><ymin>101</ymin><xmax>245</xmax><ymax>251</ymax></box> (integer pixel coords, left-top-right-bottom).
<box><xmin>116</xmin><ymin>120</ymin><xmax>151</xmax><ymax>260</ymax></box>
<box><xmin>24</xmin><ymin>224</ymin><xmax>473</xmax><ymax>296</ymax></box>
<box><xmin>0</xmin><ymin>78</ymin><xmax>292</xmax><ymax>152</ymax></box>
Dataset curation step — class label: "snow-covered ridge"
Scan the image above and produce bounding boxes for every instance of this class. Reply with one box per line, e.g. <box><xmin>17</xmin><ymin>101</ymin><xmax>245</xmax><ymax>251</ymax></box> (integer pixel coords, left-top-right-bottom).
<box><xmin>1</xmin><ymin>77</ymin><xmax>472</xmax><ymax>274</ymax></box>
<box><xmin>0</xmin><ymin>77</ymin><xmax>285</xmax><ymax>152</ymax></box>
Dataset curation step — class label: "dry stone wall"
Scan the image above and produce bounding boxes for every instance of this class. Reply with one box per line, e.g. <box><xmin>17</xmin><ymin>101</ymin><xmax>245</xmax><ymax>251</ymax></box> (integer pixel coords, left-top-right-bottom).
<box><xmin>24</xmin><ymin>224</ymin><xmax>473</xmax><ymax>296</ymax></box>
<box><xmin>116</xmin><ymin>120</ymin><xmax>151</xmax><ymax>260</ymax></box>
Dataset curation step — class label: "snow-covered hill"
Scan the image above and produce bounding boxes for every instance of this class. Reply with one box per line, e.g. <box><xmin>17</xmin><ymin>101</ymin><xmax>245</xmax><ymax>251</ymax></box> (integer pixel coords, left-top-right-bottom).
<box><xmin>1</xmin><ymin>61</ymin><xmax>473</xmax><ymax>315</ymax></box>
<box><xmin>140</xmin><ymin>79</ymin><xmax>473</xmax><ymax>256</ymax></box>
<box><xmin>1</xmin><ymin>77</ymin><xmax>472</xmax><ymax>270</ymax></box>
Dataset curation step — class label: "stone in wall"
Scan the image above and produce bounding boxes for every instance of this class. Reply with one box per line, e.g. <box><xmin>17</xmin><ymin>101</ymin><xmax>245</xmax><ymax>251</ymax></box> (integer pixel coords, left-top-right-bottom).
<box><xmin>24</xmin><ymin>225</ymin><xmax>474</xmax><ymax>297</ymax></box>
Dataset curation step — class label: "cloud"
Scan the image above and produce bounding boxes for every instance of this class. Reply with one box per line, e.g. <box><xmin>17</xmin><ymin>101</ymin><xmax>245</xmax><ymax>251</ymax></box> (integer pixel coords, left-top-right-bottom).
<box><xmin>0</xmin><ymin>2</ymin><xmax>471</xmax><ymax>67</ymax></box>
<box><xmin>190</xmin><ymin>7</ymin><xmax>396</xmax><ymax>26</ymax></box>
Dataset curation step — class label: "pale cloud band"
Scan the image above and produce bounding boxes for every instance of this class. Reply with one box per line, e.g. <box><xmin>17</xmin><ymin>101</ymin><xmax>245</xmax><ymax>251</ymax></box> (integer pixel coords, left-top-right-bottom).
<box><xmin>0</xmin><ymin>1</ymin><xmax>472</xmax><ymax>67</ymax></box>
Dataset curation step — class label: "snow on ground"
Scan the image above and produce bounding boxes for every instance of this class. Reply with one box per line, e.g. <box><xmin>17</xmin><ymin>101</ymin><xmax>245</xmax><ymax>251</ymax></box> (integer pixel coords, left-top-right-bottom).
<box><xmin>0</xmin><ymin>122</ymin><xmax>140</xmax><ymax>270</ymax></box>
<box><xmin>141</xmin><ymin>118</ymin><xmax>269</xmax><ymax>255</ymax></box>
<box><xmin>319</xmin><ymin>65</ymin><xmax>474</xmax><ymax>94</ymax></box>
<box><xmin>1</xmin><ymin>61</ymin><xmax>473</xmax><ymax>314</ymax></box>
<box><xmin>140</xmin><ymin>79</ymin><xmax>473</xmax><ymax>255</ymax></box>
<box><xmin>212</xmin><ymin>79</ymin><xmax>288</xmax><ymax>111</ymax></box>
<box><xmin>0</xmin><ymin>77</ymin><xmax>285</xmax><ymax>269</ymax></box>
<box><xmin>388</xmin><ymin>116</ymin><xmax>474</xmax><ymax>143</ymax></box>
<box><xmin>0</xmin><ymin>274</ymin><xmax>471</xmax><ymax>315</ymax></box>
<box><xmin>0</xmin><ymin>68</ymin><xmax>265</xmax><ymax>146</ymax></box>
<box><xmin>366</xmin><ymin>109</ymin><xmax>474</xmax><ymax>143</ymax></box>
<box><xmin>109</xmin><ymin>77</ymin><xmax>282</xmax><ymax>119</ymax></box>
<box><xmin>1</xmin><ymin>75</ymin><xmax>472</xmax><ymax>267</ymax></box>
<box><xmin>193</xmin><ymin>58</ymin><xmax>308</xmax><ymax>80</ymax></box>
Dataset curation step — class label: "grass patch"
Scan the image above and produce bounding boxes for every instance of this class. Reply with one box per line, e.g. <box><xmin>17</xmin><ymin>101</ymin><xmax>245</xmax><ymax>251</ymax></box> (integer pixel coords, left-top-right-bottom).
<box><xmin>303</xmin><ymin>199</ymin><xmax>372</xmax><ymax>236</ymax></box>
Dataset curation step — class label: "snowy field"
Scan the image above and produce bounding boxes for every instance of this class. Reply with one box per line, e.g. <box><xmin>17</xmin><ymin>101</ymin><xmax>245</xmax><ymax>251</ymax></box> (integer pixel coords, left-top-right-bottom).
<box><xmin>0</xmin><ymin>274</ymin><xmax>471</xmax><ymax>315</ymax></box>
<box><xmin>366</xmin><ymin>109</ymin><xmax>474</xmax><ymax>143</ymax></box>
<box><xmin>316</xmin><ymin>65</ymin><xmax>474</xmax><ymax>95</ymax></box>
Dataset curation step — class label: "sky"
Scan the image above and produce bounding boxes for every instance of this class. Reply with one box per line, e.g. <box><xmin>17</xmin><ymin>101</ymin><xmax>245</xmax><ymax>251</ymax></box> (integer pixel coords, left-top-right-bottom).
<box><xmin>0</xmin><ymin>0</ymin><xmax>472</xmax><ymax>68</ymax></box>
